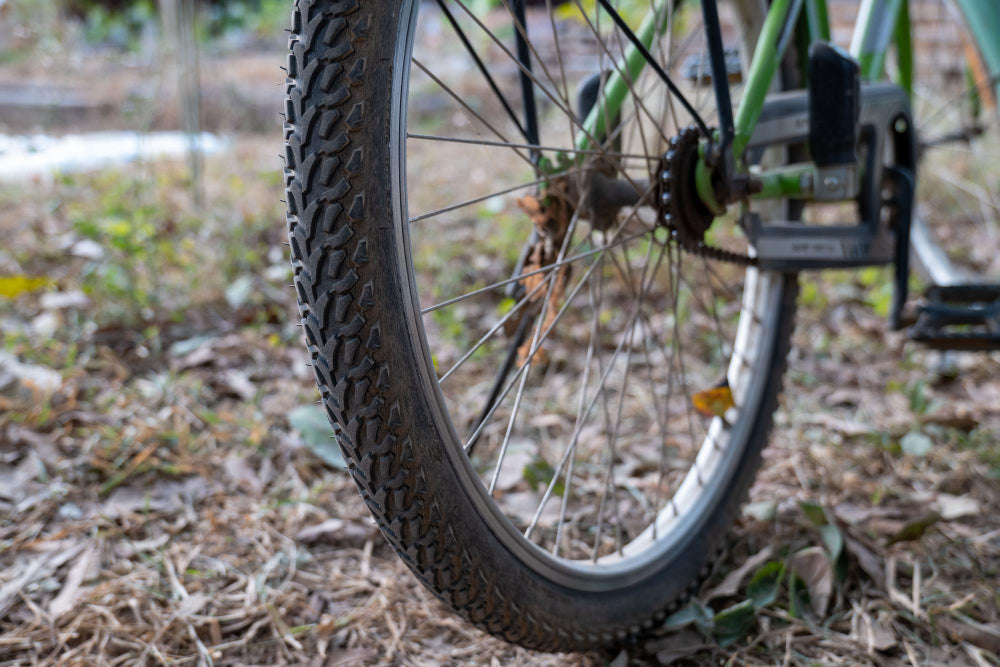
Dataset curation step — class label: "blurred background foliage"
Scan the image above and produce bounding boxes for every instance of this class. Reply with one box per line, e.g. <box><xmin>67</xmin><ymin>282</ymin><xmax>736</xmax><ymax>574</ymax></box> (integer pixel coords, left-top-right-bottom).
<box><xmin>2</xmin><ymin>0</ymin><xmax>290</xmax><ymax>50</ymax></box>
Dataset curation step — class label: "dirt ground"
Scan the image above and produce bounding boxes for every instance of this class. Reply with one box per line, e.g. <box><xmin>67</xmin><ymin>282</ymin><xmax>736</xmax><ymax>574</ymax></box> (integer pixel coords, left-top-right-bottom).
<box><xmin>2</xmin><ymin>6</ymin><xmax>1000</xmax><ymax>666</ymax></box>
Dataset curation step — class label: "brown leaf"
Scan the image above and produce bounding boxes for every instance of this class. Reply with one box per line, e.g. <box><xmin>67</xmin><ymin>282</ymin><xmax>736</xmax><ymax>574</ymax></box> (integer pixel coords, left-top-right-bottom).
<box><xmin>647</xmin><ymin>629</ymin><xmax>709</xmax><ymax>665</ymax></box>
<box><xmin>933</xmin><ymin>493</ymin><xmax>980</xmax><ymax>520</ymax></box>
<box><xmin>844</xmin><ymin>534</ymin><xmax>885</xmax><ymax>589</ymax></box>
<box><xmin>790</xmin><ymin>546</ymin><xmax>833</xmax><ymax>618</ymax></box>
<box><xmin>295</xmin><ymin>519</ymin><xmax>374</xmax><ymax>545</ymax></box>
<box><xmin>49</xmin><ymin>541</ymin><xmax>97</xmax><ymax>619</ymax></box>
<box><xmin>102</xmin><ymin>477</ymin><xmax>216</xmax><ymax>518</ymax></box>
<box><xmin>939</xmin><ymin>615</ymin><xmax>1000</xmax><ymax>654</ymax></box>
<box><xmin>705</xmin><ymin>544</ymin><xmax>774</xmax><ymax>601</ymax></box>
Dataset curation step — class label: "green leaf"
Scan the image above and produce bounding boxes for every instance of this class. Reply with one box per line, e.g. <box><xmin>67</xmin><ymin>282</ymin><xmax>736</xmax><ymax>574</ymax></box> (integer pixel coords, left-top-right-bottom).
<box><xmin>887</xmin><ymin>511</ymin><xmax>942</xmax><ymax>545</ymax></box>
<box><xmin>289</xmin><ymin>405</ymin><xmax>346</xmax><ymax>469</ymax></box>
<box><xmin>664</xmin><ymin>602</ymin><xmax>715</xmax><ymax>634</ymax></box>
<box><xmin>819</xmin><ymin>523</ymin><xmax>844</xmax><ymax>562</ymax></box>
<box><xmin>901</xmin><ymin>430</ymin><xmax>933</xmax><ymax>457</ymax></box>
<box><xmin>225</xmin><ymin>275</ymin><xmax>254</xmax><ymax>309</ymax></box>
<box><xmin>747</xmin><ymin>561</ymin><xmax>784</xmax><ymax>609</ymax></box>
<box><xmin>522</xmin><ymin>456</ymin><xmax>563</xmax><ymax>496</ymax></box>
<box><xmin>787</xmin><ymin>572</ymin><xmax>811</xmax><ymax>619</ymax></box>
<box><xmin>712</xmin><ymin>599</ymin><xmax>757</xmax><ymax>647</ymax></box>
<box><xmin>798</xmin><ymin>500</ymin><xmax>827</xmax><ymax>526</ymax></box>
<box><xmin>743</xmin><ymin>500</ymin><xmax>777</xmax><ymax>522</ymax></box>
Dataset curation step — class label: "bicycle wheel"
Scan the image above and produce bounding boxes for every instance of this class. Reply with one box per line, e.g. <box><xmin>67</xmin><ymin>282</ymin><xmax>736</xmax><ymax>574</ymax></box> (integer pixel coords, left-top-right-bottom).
<box><xmin>285</xmin><ymin>0</ymin><xmax>798</xmax><ymax>650</ymax></box>
<box><xmin>899</xmin><ymin>1</ymin><xmax>1000</xmax><ymax>281</ymax></box>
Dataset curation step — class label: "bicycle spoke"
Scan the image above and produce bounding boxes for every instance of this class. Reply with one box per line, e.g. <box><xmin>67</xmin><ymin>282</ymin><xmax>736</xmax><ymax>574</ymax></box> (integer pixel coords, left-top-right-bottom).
<box><xmin>450</xmin><ymin>0</ymin><xmax>641</xmax><ymax>185</ymax></box>
<box><xmin>409</xmin><ymin>169</ymin><xmax>586</xmax><ymax>224</ymax></box>
<box><xmin>438</xmin><ymin>276</ymin><xmax>549</xmax><ymax>383</ymax></box>
<box><xmin>489</xmin><ymin>199</ymin><xmax>585</xmax><ymax>496</ymax></box>
<box><xmin>422</xmin><ymin>225</ymin><xmax>652</xmax><ymax>314</ymax></box>
<box><xmin>552</xmin><ymin>248</ymin><xmax>606</xmax><ymax>557</ymax></box>
<box><xmin>407</xmin><ymin>133</ymin><xmax>657</xmax><ymax>161</ymax></box>
<box><xmin>571</xmin><ymin>0</ymin><xmax>672</xmax><ymax>149</ymax></box>
<box><xmin>403</xmin><ymin>0</ymin><xmax>773</xmax><ymax>565</ymax></box>
<box><xmin>411</xmin><ymin>57</ymin><xmax>535</xmax><ymax>169</ymax></box>
<box><xmin>435</xmin><ymin>0</ymin><xmax>531</xmax><ymax>143</ymax></box>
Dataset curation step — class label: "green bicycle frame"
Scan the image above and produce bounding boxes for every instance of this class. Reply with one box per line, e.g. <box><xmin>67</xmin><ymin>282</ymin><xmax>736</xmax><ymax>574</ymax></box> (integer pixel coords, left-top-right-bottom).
<box><xmin>549</xmin><ymin>0</ymin><xmax>1000</xmax><ymax>206</ymax></box>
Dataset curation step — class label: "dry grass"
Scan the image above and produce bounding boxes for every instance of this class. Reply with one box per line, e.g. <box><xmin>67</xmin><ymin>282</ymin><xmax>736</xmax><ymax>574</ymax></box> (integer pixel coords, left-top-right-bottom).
<box><xmin>1</xmin><ymin>7</ymin><xmax>1000</xmax><ymax>665</ymax></box>
<box><xmin>1</xmin><ymin>145</ymin><xmax>998</xmax><ymax>666</ymax></box>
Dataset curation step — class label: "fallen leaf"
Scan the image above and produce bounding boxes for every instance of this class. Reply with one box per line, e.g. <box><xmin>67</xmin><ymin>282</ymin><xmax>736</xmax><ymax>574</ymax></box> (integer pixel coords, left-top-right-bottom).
<box><xmin>713</xmin><ymin>599</ymin><xmax>757</xmax><ymax>647</ymax></box>
<box><xmin>215</xmin><ymin>369</ymin><xmax>257</xmax><ymax>400</ymax></box>
<box><xmin>799</xmin><ymin>501</ymin><xmax>828</xmax><ymax>526</ymax></box>
<box><xmin>224</xmin><ymin>455</ymin><xmax>262</xmax><ymax>494</ymax></box>
<box><xmin>820</xmin><ymin>523</ymin><xmax>844</xmax><ymax>561</ymax></box>
<box><xmin>806</xmin><ymin>413</ymin><xmax>872</xmax><ymax>437</ymax></box>
<box><xmin>295</xmin><ymin>519</ymin><xmax>373</xmax><ymax>545</ymax></box>
<box><xmin>743</xmin><ymin>500</ymin><xmax>776</xmax><ymax>522</ymax></box>
<box><xmin>692</xmin><ymin>381</ymin><xmax>734</xmax><ymax>418</ymax></box>
<box><xmin>939</xmin><ymin>615</ymin><xmax>1000</xmax><ymax>654</ymax></box>
<box><xmin>663</xmin><ymin>602</ymin><xmax>715</xmax><ymax>634</ymax></box>
<box><xmin>854</xmin><ymin>607</ymin><xmax>897</xmax><ymax>652</ymax></box>
<box><xmin>493</xmin><ymin>440</ymin><xmax>537</xmax><ymax>492</ymax></box>
<box><xmin>115</xmin><ymin>534</ymin><xmax>170</xmax><ymax>557</ymax></box>
<box><xmin>49</xmin><ymin>541</ymin><xmax>97</xmax><ymax>619</ymax></box>
<box><xmin>168</xmin><ymin>335</ymin><xmax>217</xmax><ymax>358</ymax></box>
<box><xmin>900</xmin><ymin>431</ymin><xmax>933</xmax><ymax>457</ymax></box>
<box><xmin>102</xmin><ymin>477</ymin><xmax>215</xmax><ymax>518</ymax></box>
<box><xmin>747</xmin><ymin>561</ymin><xmax>785</xmax><ymax>609</ymax></box>
<box><xmin>933</xmin><ymin>493</ymin><xmax>980</xmax><ymax>520</ymax></box>
<box><xmin>289</xmin><ymin>405</ymin><xmax>346</xmax><ymax>469</ymax></box>
<box><xmin>649</xmin><ymin>629</ymin><xmax>708</xmax><ymax>665</ymax></box>
<box><xmin>887</xmin><ymin>511</ymin><xmax>941</xmax><ymax>545</ymax></box>
<box><xmin>0</xmin><ymin>351</ymin><xmax>62</xmax><ymax>398</ymax></box>
<box><xmin>39</xmin><ymin>290</ymin><xmax>89</xmax><ymax>309</ymax></box>
<box><xmin>844</xmin><ymin>535</ymin><xmax>885</xmax><ymax>589</ymax></box>
<box><xmin>789</xmin><ymin>546</ymin><xmax>833</xmax><ymax>618</ymax></box>
<box><xmin>0</xmin><ymin>275</ymin><xmax>49</xmax><ymax>298</ymax></box>
<box><xmin>705</xmin><ymin>545</ymin><xmax>774</xmax><ymax>601</ymax></box>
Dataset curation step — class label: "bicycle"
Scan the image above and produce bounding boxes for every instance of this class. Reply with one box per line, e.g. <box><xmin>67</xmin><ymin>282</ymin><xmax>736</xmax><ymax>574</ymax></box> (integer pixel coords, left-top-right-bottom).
<box><xmin>283</xmin><ymin>0</ymin><xmax>1000</xmax><ymax>651</ymax></box>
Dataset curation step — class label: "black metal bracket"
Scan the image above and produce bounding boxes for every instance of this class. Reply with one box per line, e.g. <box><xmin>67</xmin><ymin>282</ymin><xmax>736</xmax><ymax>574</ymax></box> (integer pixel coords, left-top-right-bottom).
<box><xmin>742</xmin><ymin>165</ymin><xmax>914</xmax><ymax>276</ymax></box>
<box><xmin>699</xmin><ymin>0</ymin><xmax>734</xmax><ymax>182</ymax></box>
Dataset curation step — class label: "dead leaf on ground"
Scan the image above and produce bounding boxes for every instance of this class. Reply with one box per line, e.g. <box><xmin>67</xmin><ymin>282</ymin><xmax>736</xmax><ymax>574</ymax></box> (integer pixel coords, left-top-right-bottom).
<box><xmin>102</xmin><ymin>477</ymin><xmax>216</xmax><ymax>518</ymax></box>
<box><xmin>843</xmin><ymin>534</ymin><xmax>885</xmax><ymax>590</ymax></box>
<box><xmin>790</xmin><ymin>546</ymin><xmax>833</xmax><ymax>618</ymax></box>
<box><xmin>932</xmin><ymin>493</ymin><xmax>980</xmax><ymax>521</ymax></box>
<box><xmin>887</xmin><ymin>512</ymin><xmax>941</xmax><ymax>545</ymax></box>
<box><xmin>852</xmin><ymin>604</ymin><xmax>897</xmax><ymax>653</ymax></box>
<box><xmin>645</xmin><ymin>629</ymin><xmax>708</xmax><ymax>665</ymax></box>
<box><xmin>49</xmin><ymin>541</ymin><xmax>98</xmax><ymax>619</ymax></box>
<box><xmin>705</xmin><ymin>544</ymin><xmax>774</xmax><ymax>601</ymax></box>
<box><xmin>938</xmin><ymin>616</ymin><xmax>1000</xmax><ymax>654</ymax></box>
<box><xmin>294</xmin><ymin>519</ymin><xmax>374</xmax><ymax>545</ymax></box>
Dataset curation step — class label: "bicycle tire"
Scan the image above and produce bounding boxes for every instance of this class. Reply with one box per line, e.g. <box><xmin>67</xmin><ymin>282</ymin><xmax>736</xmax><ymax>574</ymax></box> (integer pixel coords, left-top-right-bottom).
<box><xmin>284</xmin><ymin>0</ymin><xmax>799</xmax><ymax>651</ymax></box>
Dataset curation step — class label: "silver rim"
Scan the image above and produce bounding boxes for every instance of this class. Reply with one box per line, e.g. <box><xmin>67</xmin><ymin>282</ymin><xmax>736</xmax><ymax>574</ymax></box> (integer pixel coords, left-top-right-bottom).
<box><xmin>390</xmin><ymin>0</ymin><xmax>789</xmax><ymax>584</ymax></box>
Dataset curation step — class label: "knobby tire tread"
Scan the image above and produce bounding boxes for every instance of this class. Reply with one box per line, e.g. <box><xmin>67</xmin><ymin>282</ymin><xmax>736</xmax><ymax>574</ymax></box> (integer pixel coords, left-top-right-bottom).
<box><xmin>283</xmin><ymin>0</ymin><xmax>798</xmax><ymax>652</ymax></box>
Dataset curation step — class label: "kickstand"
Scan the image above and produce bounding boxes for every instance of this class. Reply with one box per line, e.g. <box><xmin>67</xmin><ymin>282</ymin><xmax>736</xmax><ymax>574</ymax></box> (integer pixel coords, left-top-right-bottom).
<box><xmin>886</xmin><ymin>165</ymin><xmax>915</xmax><ymax>331</ymax></box>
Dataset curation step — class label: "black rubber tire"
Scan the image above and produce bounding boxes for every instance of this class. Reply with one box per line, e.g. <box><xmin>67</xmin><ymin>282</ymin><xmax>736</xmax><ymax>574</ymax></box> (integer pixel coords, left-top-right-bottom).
<box><xmin>284</xmin><ymin>0</ymin><xmax>799</xmax><ymax>652</ymax></box>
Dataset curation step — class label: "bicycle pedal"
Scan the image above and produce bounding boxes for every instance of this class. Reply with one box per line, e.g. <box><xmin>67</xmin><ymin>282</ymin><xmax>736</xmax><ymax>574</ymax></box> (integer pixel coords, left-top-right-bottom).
<box><xmin>909</xmin><ymin>284</ymin><xmax>1000</xmax><ymax>351</ymax></box>
<box><xmin>681</xmin><ymin>48</ymin><xmax>742</xmax><ymax>85</ymax></box>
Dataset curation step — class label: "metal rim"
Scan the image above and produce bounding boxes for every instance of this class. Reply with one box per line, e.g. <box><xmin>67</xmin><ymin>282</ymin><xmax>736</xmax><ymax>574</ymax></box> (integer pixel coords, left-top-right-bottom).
<box><xmin>389</xmin><ymin>0</ymin><xmax>790</xmax><ymax>589</ymax></box>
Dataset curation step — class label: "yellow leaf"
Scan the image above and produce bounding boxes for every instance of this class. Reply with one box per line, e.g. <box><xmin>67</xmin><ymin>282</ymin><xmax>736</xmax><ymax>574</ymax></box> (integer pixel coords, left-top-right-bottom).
<box><xmin>0</xmin><ymin>275</ymin><xmax>50</xmax><ymax>299</ymax></box>
<box><xmin>692</xmin><ymin>381</ymin><xmax>734</xmax><ymax>418</ymax></box>
<box><xmin>554</xmin><ymin>0</ymin><xmax>592</xmax><ymax>21</ymax></box>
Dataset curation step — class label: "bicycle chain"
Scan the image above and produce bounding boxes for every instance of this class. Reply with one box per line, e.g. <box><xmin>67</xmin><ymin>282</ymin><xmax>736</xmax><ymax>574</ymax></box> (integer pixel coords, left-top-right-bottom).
<box><xmin>658</xmin><ymin>126</ymin><xmax>757</xmax><ymax>267</ymax></box>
